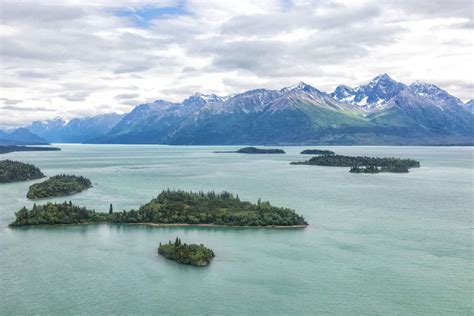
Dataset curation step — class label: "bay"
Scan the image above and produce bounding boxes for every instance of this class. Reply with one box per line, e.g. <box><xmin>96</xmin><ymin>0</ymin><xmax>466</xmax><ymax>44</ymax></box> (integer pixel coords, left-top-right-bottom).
<box><xmin>0</xmin><ymin>145</ymin><xmax>472</xmax><ymax>315</ymax></box>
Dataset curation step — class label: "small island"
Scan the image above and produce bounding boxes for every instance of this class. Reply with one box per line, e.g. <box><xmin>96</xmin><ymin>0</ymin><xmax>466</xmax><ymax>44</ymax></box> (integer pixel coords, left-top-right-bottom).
<box><xmin>10</xmin><ymin>201</ymin><xmax>108</xmax><ymax>226</ymax></box>
<box><xmin>0</xmin><ymin>145</ymin><xmax>61</xmax><ymax>155</ymax></box>
<box><xmin>27</xmin><ymin>174</ymin><xmax>93</xmax><ymax>199</ymax></box>
<box><xmin>291</xmin><ymin>154</ymin><xmax>420</xmax><ymax>173</ymax></box>
<box><xmin>214</xmin><ymin>147</ymin><xmax>285</xmax><ymax>154</ymax></box>
<box><xmin>0</xmin><ymin>160</ymin><xmax>45</xmax><ymax>183</ymax></box>
<box><xmin>10</xmin><ymin>190</ymin><xmax>308</xmax><ymax>227</ymax></box>
<box><xmin>300</xmin><ymin>149</ymin><xmax>335</xmax><ymax>155</ymax></box>
<box><xmin>158</xmin><ymin>238</ymin><xmax>215</xmax><ymax>267</ymax></box>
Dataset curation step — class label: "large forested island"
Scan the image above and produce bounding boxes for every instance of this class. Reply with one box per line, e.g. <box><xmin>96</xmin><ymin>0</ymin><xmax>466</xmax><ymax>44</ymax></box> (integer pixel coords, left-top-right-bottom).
<box><xmin>300</xmin><ymin>149</ymin><xmax>335</xmax><ymax>155</ymax></box>
<box><xmin>291</xmin><ymin>155</ymin><xmax>420</xmax><ymax>173</ymax></box>
<box><xmin>110</xmin><ymin>190</ymin><xmax>306</xmax><ymax>226</ymax></box>
<box><xmin>27</xmin><ymin>174</ymin><xmax>93</xmax><ymax>199</ymax></box>
<box><xmin>214</xmin><ymin>147</ymin><xmax>285</xmax><ymax>154</ymax></box>
<box><xmin>0</xmin><ymin>145</ymin><xmax>61</xmax><ymax>155</ymax></box>
<box><xmin>0</xmin><ymin>160</ymin><xmax>45</xmax><ymax>183</ymax></box>
<box><xmin>158</xmin><ymin>238</ymin><xmax>215</xmax><ymax>267</ymax></box>
<box><xmin>10</xmin><ymin>190</ymin><xmax>307</xmax><ymax>227</ymax></box>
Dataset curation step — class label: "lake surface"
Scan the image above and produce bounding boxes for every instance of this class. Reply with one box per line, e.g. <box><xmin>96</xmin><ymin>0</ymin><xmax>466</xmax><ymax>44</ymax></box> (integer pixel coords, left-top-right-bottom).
<box><xmin>0</xmin><ymin>145</ymin><xmax>472</xmax><ymax>315</ymax></box>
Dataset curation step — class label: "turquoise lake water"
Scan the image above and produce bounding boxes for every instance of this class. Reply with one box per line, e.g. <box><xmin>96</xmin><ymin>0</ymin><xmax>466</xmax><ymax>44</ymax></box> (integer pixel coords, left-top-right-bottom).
<box><xmin>0</xmin><ymin>145</ymin><xmax>472</xmax><ymax>315</ymax></box>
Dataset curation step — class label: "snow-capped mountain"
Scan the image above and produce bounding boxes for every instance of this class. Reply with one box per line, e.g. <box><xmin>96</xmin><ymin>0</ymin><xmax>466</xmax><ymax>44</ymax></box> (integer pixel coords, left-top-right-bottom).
<box><xmin>331</xmin><ymin>74</ymin><xmax>406</xmax><ymax>109</ymax></box>
<box><xmin>409</xmin><ymin>82</ymin><xmax>464</xmax><ymax>107</ymax></box>
<box><xmin>330</xmin><ymin>74</ymin><xmax>470</xmax><ymax>119</ymax></box>
<box><xmin>27</xmin><ymin>113</ymin><xmax>124</xmax><ymax>143</ymax></box>
<box><xmin>15</xmin><ymin>75</ymin><xmax>474</xmax><ymax>145</ymax></box>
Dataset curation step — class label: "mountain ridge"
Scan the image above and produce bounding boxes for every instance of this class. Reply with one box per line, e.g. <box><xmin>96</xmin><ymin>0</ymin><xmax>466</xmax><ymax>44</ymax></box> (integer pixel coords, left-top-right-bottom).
<box><xmin>20</xmin><ymin>75</ymin><xmax>474</xmax><ymax>145</ymax></box>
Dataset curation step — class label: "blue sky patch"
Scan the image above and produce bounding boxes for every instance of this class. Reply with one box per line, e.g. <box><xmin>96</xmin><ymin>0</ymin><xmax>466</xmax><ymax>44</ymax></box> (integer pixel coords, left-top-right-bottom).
<box><xmin>114</xmin><ymin>4</ymin><xmax>188</xmax><ymax>27</ymax></box>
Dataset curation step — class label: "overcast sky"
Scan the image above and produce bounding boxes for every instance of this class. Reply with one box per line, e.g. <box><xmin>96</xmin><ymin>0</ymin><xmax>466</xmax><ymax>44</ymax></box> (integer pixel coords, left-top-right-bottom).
<box><xmin>0</xmin><ymin>0</ymin><xmax>472</xmax><ymax>128</ymax></box>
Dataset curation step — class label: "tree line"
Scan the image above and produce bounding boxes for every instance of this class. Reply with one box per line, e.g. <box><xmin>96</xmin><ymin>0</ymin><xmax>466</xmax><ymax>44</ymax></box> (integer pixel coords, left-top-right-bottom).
<box><xmin>10</xmin><ymin>189</ymin><xmax>308</xmax><ymax>227</ymax></box>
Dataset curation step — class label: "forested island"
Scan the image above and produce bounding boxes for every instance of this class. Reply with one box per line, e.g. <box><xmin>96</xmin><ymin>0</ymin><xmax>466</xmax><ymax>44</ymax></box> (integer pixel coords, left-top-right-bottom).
<box><xmin>0</xmin><ymin>160</ymin><xmax>45</xmax><ymax>183</ymax></box>
<box><xmin>214</xmin><ymin>147</ymin><xmax>285</xmax><ymax>154</ymax></box>
<box><xmin>291</xmin><ymin>155</ymin><xmax>420</xmax><ymax>173</ymax></box>
<box><xmin>27</xmin><ymin>174</ymin><xmax>92</xmax><ymax>199</ymax></box>
<box><xmin>10</xmin><ymin>201</ymin><xmax>108</xmax><ymax>226</ymax></box>
<box><xmin>158</xmin><ymin>238</ymin><xmax>215</xmax><ymax>266</ymax></box>
<box><xmin>10</xmin><ymin>190</ymin><xmax>308</xmax><ymax>227</ymax></box>
<box><xmin>0</xmin><ymin>145</ymin><xmax>61</xmax><ymax>155</ymax></box>
<box><xmin>110</xmin><ymin>190</ymin><xmax>306</xmax><ymax>226</ymax></box>
<box><xmin>300</xmin><ymin>149</ymin><xmax>335</xmax><ymax>155</ymax></box>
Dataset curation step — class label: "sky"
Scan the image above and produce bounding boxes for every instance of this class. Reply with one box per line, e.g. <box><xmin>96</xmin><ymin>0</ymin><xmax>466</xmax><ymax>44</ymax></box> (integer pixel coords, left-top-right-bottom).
<box><xmin>0</xmin><ymin>0</ymin><xmax>473</xmax><ymax>128</ymax></box>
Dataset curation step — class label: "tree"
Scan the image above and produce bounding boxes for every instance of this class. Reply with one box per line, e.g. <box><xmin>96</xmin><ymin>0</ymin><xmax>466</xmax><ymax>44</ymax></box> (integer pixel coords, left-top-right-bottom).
<box><xmin>109</xmin><ymin>203</ymin><xmax>113</xmax><ymax>214</ymax></box>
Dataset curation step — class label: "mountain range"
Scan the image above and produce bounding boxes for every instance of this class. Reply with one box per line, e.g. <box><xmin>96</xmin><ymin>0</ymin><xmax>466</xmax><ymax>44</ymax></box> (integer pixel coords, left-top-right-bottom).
<box><xmin>26</xmin><ymin>113</ymin><xmax>124</xmax><ymax>143</ymax></box>
<box><xmin>0</xmin><ymin>128</ymin><xmax>48</xmax><ymax>145</ymax></box>
<box><xmin>6</xmin><ymin>74</ymin><xmax>473</xmax><ymax>146</ymax></box>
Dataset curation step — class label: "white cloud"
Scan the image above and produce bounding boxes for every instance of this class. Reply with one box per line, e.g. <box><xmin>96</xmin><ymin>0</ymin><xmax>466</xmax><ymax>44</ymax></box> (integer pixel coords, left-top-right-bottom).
<box><xmin>0</xmin><ymin>0</ymin><xmax>472</xmax><ymax>127</ymax></box>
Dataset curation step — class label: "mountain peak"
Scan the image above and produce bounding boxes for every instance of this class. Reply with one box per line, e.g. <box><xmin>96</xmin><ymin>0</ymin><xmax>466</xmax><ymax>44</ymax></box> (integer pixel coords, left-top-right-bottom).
<box><xmin>185</xmin><ymin>92</ymin><xmax>223</xmax><ymax>104</ymax></box>
<box><xmin>332</xmin><ymin>74</ymin><xmax>404</xmax><ymax>108</ymax></box>
<box><xmin>369</xmin><ymin>73</ymin><xmax>396</xmax><ymax>86</ymax></box>
<box><xmin>285</xmin><ymin>81</ymin><xmax>310</xmax><ymax>90</ymax></box>
<box><xmin>281</xmin><ymin>81</ymin><xmax>322</xmax><ymax>95</ymax></box>
<box><xmin>409</xmin><ymin>81</ymin><xmax>463</xmax><ymax>106</ymax></box>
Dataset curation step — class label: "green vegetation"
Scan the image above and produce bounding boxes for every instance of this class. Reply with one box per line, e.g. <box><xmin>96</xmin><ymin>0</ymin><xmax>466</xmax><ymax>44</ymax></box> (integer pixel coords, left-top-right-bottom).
<box><xmin>236</xmin><ymin>147</ymin><xmax>285</xmax><ymax>154</ymax></box>
<box><xmin>291</xmin><ymin>154</ymin><xmax>420</xmax><ymax>173</ymax></box>
<box><xmin>0</xmin><ymin>145</ymin><xmax>60</xmax><ymax>155</ymax></box>
<box><xmin>10</xmin><ymin>201</ymin><xmax>108</xmax><ymax>226</ymax></box>
<box><xmin>0</xmin><ymin>160</ymin><xmax>45</xmax><ymax>183</ymax></box>
<box><xmin>27</xmin><ymin>174</ymin><xmax>92</xmax><ymax>199</ymax></box>
<box><xmin>215</xmin><ymin>147</ymin><xmax>285</xmax><ymax>154</ymax></box>
<box><xmin>300</xmin><ymin>149</ymin><xmax>335</xmax><ymax>155</ymax></box>
<box><xmin>158</xmin><ymin>238</ymin><xmax>215</xmax><ymax>266</ymax></box>
<box><xmin>109</xmin><ymin>190</ymin><xmax>307</xmax><ymax>226</ymax></box>
<box><xmin>349</xmin><ymin>165</ymin><xmax>409</xmax><ymax>173</ymax></box>
<box><xmin>10</xmin><ymin>190</ymin><xmax>308</xmax><ymax>227</ymax></box>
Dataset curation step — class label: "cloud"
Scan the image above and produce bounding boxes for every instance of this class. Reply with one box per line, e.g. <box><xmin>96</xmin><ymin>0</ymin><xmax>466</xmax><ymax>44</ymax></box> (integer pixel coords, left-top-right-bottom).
<box><xmin>16</xmin><ymin>70</ymin><xmax>55</xmax><ymax>79</ymax></box>
<box><xmin>115</xmin><ymin>93</ymin><xmax>140</xmax><ymax>100</ymax></box>
<box><xmin>1</xmin><ymin>105</ymin><xmax>55</xmax><ymax>112</ymax></box>
<box><xmin>0</xmin><ymin>0</ymin><xmax>472</xmax><ymax>127</ymax></box>
<box><xmin>58</xmin><ymin>91</ymin><xmax>90</xmax><ymax>102</ymax></box>
<box><xmin>0</xmin><ymin>98</ymin><xmax>22</xmax><ymax>105</ymax></box>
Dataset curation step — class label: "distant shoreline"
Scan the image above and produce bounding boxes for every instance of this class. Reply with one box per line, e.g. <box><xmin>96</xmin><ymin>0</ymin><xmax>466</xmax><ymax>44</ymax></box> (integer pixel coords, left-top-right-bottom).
<box><xmin>0</xmin><ymin>145</ymin><xmax>61</xmax><ymax>155</ymax></box>
<box><xmin>72</xmin><ymin>143</ymin><xmax>474</xmax><ymax>147</ymax></box>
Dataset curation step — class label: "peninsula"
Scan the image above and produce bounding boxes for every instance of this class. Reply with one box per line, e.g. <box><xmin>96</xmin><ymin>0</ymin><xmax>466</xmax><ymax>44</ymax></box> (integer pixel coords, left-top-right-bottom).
<box><xmin>27</xmin><ymin>174</ymin><xmax>93</xmax><ymax>199</ymax></box>
<box><xmin>158</xmin><ymin>238</ymin><xmax>215</xmax><ymax>266</ymax></box>
<box><xmin>0</xmin><ymin>160</ymin><xmax>45</xmax><ymax>183</ymax></box>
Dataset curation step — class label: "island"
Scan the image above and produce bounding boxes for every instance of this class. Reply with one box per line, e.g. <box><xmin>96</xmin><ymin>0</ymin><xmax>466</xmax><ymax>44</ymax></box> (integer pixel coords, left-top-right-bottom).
<box><xmin>10</xmin><ymin>201</ymin><xmax>109</xmax><ymax>226</ymax></box>
<box><xmin>0</xmin><ymin>145</ymin><xmax>61</xmax><ymax>155</ymax></box>
<box><xmin>214</xmin><ymin>147</ymin><xmax>285</xmax><ymax>154</ymax></box>
<box><xmin>110</xmin><ymin>190</ymin><xmax>306</xmax><ymax>226</ymax></box>
<box><xmin>10</xmin><ymin>190</ymin><xmax>308</xmax><ymax>227</ymax></box>
<box><xmin>291</xmin><ymin>154</ymin><xmax>420</xmax><ymax>173</ymax></box>
<box><xmin>158</xmin><ymin>238</ymin><xmax>215</xmax><ymax>267</ymax></box>
<box><xmin>27</xmin><ymin>174</ymin><xmax>93</xmax><ymax>199</ymax></box>
<box><xmin>300</xmin><ymin>149</ymin><xmax>335</xmax><ymax>155</ymax></box>
<box><xmin>0</xmin><ymin>160</ymin><xmax>45</xmax><ymax>183</ymax></box>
